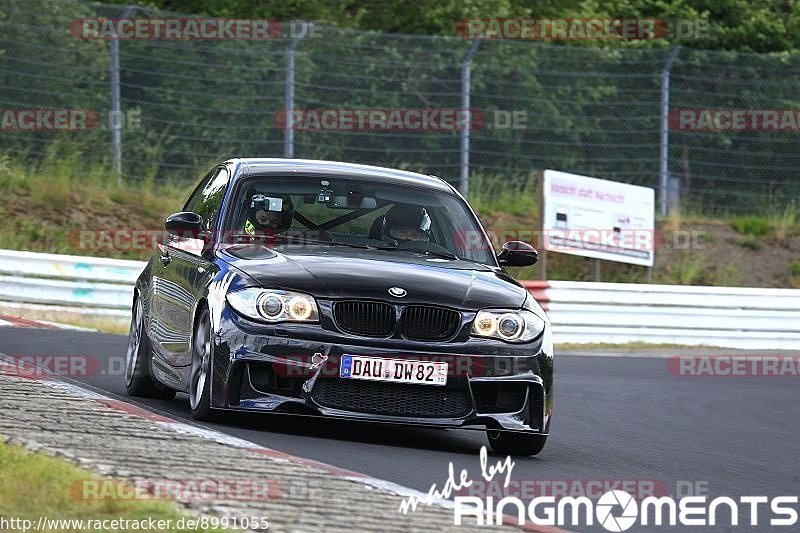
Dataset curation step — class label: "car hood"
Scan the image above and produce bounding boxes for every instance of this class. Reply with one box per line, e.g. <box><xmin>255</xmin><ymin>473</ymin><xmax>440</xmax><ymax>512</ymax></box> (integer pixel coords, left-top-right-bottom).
<box><xmin>218</xmin><ymin>243</ymin><xmax>528</xmax><ymax>310</ymax></box>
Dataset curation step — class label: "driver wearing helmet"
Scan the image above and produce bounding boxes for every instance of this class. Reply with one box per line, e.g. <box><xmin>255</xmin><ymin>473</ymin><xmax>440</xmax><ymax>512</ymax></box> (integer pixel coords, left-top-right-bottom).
<box><xmin>244</xmin><ymin>194</ymin><xmax>294</xmax><ymax>236</ymax></box>
<box><xmin>382</xmin><ymin>204</ymin><xmax>432</xmax><ymax>245</ymax></box>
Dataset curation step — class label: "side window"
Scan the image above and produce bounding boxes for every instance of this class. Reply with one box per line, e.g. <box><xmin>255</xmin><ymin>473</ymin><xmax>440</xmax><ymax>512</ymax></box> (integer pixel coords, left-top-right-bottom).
<box><xmin>184</xmin><ymin>167</ymin><xmax>230</xmax><ymax>231</ymax></box>
<box><xmin>184</xmin><ymin>169</ymin><xmax>216</xmax><ymax>213</ymax></box>
<box><xmin>196</xmin><ymin>168</ymin><xmax>229</xmax><ymax>231</ymax></box>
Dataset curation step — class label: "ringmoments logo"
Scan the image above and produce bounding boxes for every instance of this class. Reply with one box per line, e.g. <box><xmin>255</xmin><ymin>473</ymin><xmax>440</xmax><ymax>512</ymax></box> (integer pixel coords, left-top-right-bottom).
<box><xmin>397</xmin><ymin>446</ymin><xmax>800</xmax><ymax>530</ymax></box>
<box><xmin>596</xmin><ymin>490</ymin><xmax>637</xmax><ymax>531</ymax></box>
<box><xmin>453</xmin><ymin>490</ymin><xmax>799</xmax><ymax>529</ymax></box>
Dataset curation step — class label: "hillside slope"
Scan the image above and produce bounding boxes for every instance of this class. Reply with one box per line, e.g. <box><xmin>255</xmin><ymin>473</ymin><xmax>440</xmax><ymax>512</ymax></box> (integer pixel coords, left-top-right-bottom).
<box><xmin>1</xmin><ymin>162</ymin><xmax>797</xmax><ymax>288</ymax></box>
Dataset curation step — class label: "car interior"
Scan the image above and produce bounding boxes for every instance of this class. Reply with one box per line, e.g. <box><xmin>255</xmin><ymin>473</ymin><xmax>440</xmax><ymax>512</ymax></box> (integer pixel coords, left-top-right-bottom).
<box><xmin>222</xmin><ymin>176</ymin><xmax>495</xmax><ymax>264</ymax></box>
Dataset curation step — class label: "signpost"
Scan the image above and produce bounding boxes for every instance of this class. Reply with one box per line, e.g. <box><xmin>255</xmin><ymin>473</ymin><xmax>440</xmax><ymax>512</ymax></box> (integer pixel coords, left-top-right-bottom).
<box><xmin>540</xmin><ymin>170</ymin><xmax>656</xmax><ymax>277</ymax></box>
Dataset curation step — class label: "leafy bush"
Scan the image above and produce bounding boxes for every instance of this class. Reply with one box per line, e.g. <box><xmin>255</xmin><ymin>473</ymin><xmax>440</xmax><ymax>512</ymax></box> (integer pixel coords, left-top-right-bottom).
<box><xmin>769</xmin><ymin>203</ymin><xmax>798</xmax><ymax>243</ymax></box>
<box><xmin>789</xmin><ymin>261</ymin><xmax>800</xmax><ymax>289</ymax></box>
<box><xmin>661</xmin><ymin>251</ymin><xmax>711</xmax><ymax>286</ymax></box>
<box><xmin>468</xmin><ymin>173</ymin><xmax>539</xmax><ymax>217</ymax></box>
<box><xmin>730</xmin><ymin>216</ymin><xmax>770</xmax><ymax>236</ymax></box>
<box><xmin>737</xmin><ymin>235</ymin><xmax>763</xmax><ymax>251</ymax></box>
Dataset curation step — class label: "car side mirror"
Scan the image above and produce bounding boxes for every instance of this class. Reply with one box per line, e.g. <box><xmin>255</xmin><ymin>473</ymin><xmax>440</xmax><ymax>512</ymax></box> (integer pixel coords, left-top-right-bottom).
<box><xmin>165</xmin><ymin>212</ymin><xmax>204</xmax><ymax>238</ymax></box>
<box><xmin>497</xmin><ymin>240</ymin><xmax>538</xmax><ymax>267</ymax></box>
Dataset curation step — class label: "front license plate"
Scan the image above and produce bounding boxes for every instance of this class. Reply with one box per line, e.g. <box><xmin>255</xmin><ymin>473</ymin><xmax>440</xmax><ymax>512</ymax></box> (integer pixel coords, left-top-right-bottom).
<box><xmin>340</xmin><ymin>355</ymin><xmax>447</xmax><ymax>386</ymax></box>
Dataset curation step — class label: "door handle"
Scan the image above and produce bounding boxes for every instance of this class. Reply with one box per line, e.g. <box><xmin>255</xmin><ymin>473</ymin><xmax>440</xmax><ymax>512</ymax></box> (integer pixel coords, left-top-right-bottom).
<box><xmin>160</xmin><ymin>253</ymin><xmax>171</xmax><ymax>266</ymax></box>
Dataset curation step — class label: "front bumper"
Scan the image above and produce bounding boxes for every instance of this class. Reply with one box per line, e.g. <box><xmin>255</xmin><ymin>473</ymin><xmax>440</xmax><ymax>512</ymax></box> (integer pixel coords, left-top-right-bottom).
<box><xmin>210</xmin><ymin>307</ymin><xmax>553</xmax><ymax>433</ymax></box>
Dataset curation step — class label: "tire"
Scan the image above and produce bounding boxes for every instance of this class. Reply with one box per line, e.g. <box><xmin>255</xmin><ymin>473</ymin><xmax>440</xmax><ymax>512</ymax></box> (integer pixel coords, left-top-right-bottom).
<box><xmin>487</xmin><ymin>429</ymin><xmax>547</xmax><ymax>456</ymax></box>
<box><xmin>189</xmin><ymin>307</ymin><xmax>215</xmax><ymax>421</ymax></box>
<box><xmin>125</xmin><ymin>297</ymin><xmax>176</xmax><ymax>400</ymax></box>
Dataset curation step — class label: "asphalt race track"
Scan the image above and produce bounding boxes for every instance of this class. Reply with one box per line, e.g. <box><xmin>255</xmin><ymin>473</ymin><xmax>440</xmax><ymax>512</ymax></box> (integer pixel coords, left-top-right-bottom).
<box><xmin>2</xmin><ymin>327</ymin><xmax>797</xmax><ymax>531</ymax></box>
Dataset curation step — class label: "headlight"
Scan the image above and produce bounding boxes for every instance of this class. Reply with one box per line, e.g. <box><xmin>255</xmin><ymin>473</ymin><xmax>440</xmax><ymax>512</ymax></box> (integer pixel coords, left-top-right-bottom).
<box><xmin>226</xmin><ymin>288</ymin><xmax>319</xmax><ymax>323</ymax></box>
<box><xmin>471</xmin><ymin>309</ymin><xmax>545</xmax><ymax>343</ymax></box>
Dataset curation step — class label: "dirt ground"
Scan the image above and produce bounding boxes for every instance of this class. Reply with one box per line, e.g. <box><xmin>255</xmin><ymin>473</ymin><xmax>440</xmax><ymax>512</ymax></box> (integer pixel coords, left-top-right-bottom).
<box><xmin>659</xmin><ymin>222</ymin><xmax>800</xmax><ymax>288</ymax></box>
<box><xmin>3</xmin><ymin>184</ymin><xmax>798</xmax><ymax>288</ymax></box>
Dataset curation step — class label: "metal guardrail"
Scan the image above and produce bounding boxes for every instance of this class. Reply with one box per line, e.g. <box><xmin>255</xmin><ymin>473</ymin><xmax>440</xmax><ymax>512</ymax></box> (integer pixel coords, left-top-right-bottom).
<box><xmin>0</xmin><ymin>249</ymin><xmax>144</xmax><ymax>320</ymax></box>
<box><xmin>1</xmin><ymin>250</ymin><xmax>799</xmax><ymax>348</ymax></box>
<box><xmin>524</xmin><ymin>280</ymin><xmax>800</xmax><ymax>350</ymax></box>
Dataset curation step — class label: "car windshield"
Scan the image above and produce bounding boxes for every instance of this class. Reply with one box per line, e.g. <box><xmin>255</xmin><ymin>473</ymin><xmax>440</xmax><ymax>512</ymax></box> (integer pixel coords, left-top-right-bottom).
<box><xmin>224</xmin><ymin>175</ymin><xmax>497</xmax><ymax>266</ymax></box>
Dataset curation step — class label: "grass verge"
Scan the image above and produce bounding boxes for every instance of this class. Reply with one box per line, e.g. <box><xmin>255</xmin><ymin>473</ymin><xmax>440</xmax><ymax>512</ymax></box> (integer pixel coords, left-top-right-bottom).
<box><xmin>0</xmin><ymin>440</ymin><xmax>231</xmax><ymax>532</ymax></box>
<box><xmin>0</xmin><ymin>155</ymin><xmax>185</xmax><ymax>261</ymax></box>
<box><xmin>0</xmin><ymin>304</ymin><xmax>130</xmax><ymax>334</ymax></box>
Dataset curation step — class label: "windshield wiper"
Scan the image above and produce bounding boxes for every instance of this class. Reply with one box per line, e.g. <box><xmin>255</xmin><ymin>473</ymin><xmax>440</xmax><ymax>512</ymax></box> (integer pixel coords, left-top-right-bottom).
<box><xmin>225</xmin><ymin>233</ymin><xmax>368</xmax><ymax>249</ymax></box>
<box><xmin>284</xmin><ymin>236</ymin><xmax>372</xmax><ymax>249</ymax></box>
<box><xmin>369</xmin><ymin>246</ymin><xmax>459</xmax><ymax>261</ymax></box>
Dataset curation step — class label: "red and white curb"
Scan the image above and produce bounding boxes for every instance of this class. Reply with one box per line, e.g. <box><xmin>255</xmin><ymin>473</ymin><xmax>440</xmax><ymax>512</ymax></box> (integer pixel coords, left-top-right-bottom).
<box><xmin>8</xmin><ymin>367</ymin><xmax>566</xmax><ymax>533</ymax></box>
<box><xmin>0</xmin><ymin>315</ymin><xmax>93</xmax><ymax>330</ymax></box>
<box><xmin>0</xmin><ymin>315</ymin><xmax>57</xmax><ymax>328</ymax></box>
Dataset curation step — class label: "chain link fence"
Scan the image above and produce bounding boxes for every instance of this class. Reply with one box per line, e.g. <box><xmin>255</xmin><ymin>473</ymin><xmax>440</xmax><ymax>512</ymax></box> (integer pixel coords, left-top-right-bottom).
<box><xmin>1</xmin><ymin>0</ymin><xmax>799</xmax><ymax>214</ymax></box>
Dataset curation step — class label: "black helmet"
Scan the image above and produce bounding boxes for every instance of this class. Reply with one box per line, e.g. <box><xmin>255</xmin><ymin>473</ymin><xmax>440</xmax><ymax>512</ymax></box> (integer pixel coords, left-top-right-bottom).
<box><xmin>249</xmin><ymin>194</ymin><xmax>294</xmax><ymax>232</ymax></box>
<box><xmin>382</xmin><ymin>204</ymin><xmax>431</xmax><ymax>242</ymax></box>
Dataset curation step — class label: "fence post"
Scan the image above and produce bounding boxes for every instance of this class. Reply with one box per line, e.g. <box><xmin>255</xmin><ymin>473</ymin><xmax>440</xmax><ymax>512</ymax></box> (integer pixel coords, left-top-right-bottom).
<box><xmin>284</xmin><ymin>25</ymin><xmax>308</xmax><ymax>158</ymax></box>
<box><xmin>109</xmin><ymin>41</ymin><xmax>122</xmax><ymax>185</ymax></box>
<box><xmin>659</xmin><ymin>46</ymin><xmax>681</xmax><ymax>216</ymax></box>
<box><xmin>460</xmin><ymin>39</ymin><xmax>480</xmax><ymax>196</ymax></box>
<box><xmin>109</xmin><ymin>6</ymin><xmax>137</xmax><ymax>186</ymax></box>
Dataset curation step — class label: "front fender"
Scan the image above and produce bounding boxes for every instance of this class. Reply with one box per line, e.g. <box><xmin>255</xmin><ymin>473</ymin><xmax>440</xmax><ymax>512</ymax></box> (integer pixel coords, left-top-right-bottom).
<box><xmin>135</xmin><ymin>257</ymin><xmax>155</xmax><ymax>333</ymax></box>
<box><xmin>195</xmin><ymin>261</ymin><xmax>258</xmax><ymax>407</ymax></box>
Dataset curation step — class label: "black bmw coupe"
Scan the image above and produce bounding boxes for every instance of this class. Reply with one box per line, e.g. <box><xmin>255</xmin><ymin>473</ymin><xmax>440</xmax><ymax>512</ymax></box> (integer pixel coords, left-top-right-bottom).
<box><xmin>125</xmin><ymin>159</ymin><xmax>553</xmax><ymax>455</ymax></box>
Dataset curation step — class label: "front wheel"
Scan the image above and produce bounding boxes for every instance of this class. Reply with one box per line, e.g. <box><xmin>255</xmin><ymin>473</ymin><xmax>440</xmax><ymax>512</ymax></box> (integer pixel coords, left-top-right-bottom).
<box><xmin>189</xmin><ymin>308</ymin><xmax>215</xmax><ymax>420</ymax></box>
<box><xmin>125</xmin><ymin>297</ymin><xmax>176</xmax><ymax>400</ymax></box>
<box><xmin>487</xmin><ymin>430</ymin><xmax>547</xmax><ymax>456</ymax></box>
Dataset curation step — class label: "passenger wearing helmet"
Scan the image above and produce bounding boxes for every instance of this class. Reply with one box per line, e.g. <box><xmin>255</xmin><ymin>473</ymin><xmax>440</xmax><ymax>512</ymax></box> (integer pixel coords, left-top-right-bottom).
<box><xmin>382</xmin><ymin>204</ymin><xmax>431</xmax><ymax>245</ymax></box>
<box><xmin>244</xmin><ymin>194</ymin><xmax>294</xmax><ymax>236</ymax></box>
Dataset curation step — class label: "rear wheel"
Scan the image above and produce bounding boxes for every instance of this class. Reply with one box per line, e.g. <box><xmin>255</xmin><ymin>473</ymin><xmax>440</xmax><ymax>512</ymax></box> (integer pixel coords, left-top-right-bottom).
<box><xmin>125</xmin><ymin>297</ymin><xmax>176</xmax><ymax>400</ymax></box>
<box><xmin>487</xmin><ymin>429</ymin><xmax>547</xmax><ymax>456</ymax></box>
<box><xmin>189</xmin><ymin>308</ymin><xmax>215</xmax><ymax>421</ymax></box>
